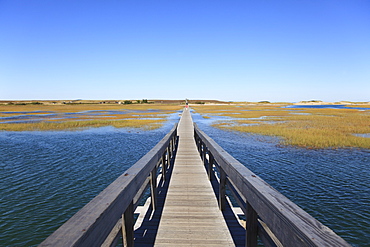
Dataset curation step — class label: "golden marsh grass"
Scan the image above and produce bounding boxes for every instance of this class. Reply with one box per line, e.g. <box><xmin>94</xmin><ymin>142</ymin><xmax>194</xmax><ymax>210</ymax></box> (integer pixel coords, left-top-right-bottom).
<box><xmin>0</xmin><ymin>119</ymin><xmax>164</xmax><ymax>131</ymax></box>
<box><xmin>192</xmin><ymin>104</ymin><xmax>370</xmax><ymax>149</ymax></box>
<box><xmin>0</xmin><ymin>104</ymin><xmax>181</xmax><ymax>131</ymax></box>
<box><xmin>0</xmin><ymin>104</ymin><xmax>181</xmax><ymax>113</ymax></box>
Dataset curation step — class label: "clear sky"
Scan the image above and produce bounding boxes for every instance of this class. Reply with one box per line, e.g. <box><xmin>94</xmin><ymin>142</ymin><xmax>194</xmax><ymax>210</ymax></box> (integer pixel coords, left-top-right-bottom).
<box><xmin>1</xmin><ymin>0</ymin><xmax>369</xmax><ymax>102</ymax></box>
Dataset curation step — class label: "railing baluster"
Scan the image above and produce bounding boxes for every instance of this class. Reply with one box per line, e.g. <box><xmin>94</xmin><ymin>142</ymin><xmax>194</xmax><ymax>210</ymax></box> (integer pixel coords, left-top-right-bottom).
<box><xmin>122</xmin><ymin>201</ymin><xmax>134</xmax><ymax>247</ymax></box>
<box><xmin>202</xmin><ymin>145</ymin><xmax>207</xmax><ymax>163</ymax></box>
<box><xmin>150</xmin><ymin>165</ymin><xmax>158</xmax><ymax>210</ymax></box>
<box><xmin>170</xmin><ymin>139</ymin><xmax>173</xmax><ymax>159</ymax></box>
<box><xmin>162</xmin><ymin>151</ymin><xmax>167</xmax><ymax>181</ymax></box>
<box><xmin>208</xmin><ymin>152</ymin><xmax>214</xmax><ymax>181</ymax></box>
<box><xmin>200</xmin><ymin>141</ymin><xmax>204</xmax><ymax>160</ymax></box>
<box><xmin>246</xmin><ymin>202</ymin><xmax>258</xmax><ymax>247</ymax></box>
<box><xmin>219</xmin><ymin>167</ymin><xmax>227</xmax><ymax>211</ymax></box>
<box><xmin>172</xmin><ymin>135</ymin><xmax>176</xmax><ymax>152</ymax></box>
<box><xmin>167</xmin><ymin>146</ymin><xmax>171</xmax><ymax>166</ymax></box>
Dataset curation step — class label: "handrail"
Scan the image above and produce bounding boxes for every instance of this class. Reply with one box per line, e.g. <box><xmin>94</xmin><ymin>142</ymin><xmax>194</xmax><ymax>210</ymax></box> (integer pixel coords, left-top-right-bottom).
<box><xmin>194</xmin><ymin>124</ymin><xmax>350</xmax><ymax>247</ymax></box>
<box><xmin>40</xmin><ymin>123</ymin><xmax>178</xmax><ymax>247</ymax></box>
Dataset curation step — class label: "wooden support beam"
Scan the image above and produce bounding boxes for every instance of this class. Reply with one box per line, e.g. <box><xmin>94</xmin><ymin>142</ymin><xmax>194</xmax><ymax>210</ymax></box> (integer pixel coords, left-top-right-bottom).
<box><xmin>166</xmin><ymin>146</ymin><xmax>171</xmax><ymax>166</ymax></box>
<box><xmin>219</xmin><ymin>167</ymin><xmax>227</xmax><ymax>211</ymax></box>
<box><xmin>208</xmin><ymin>153</ymin><xmax>214</xmax><ymax>181</ymax></box>
<box><xmin>162</xmin><ymin>151</ymin><xmax>167</xmax><ymax>181</ymax></box>
<box><xmin>202</xmin><ymin>145</ymin><xmax>207</xmax><ymax>163</ymax></box>
<box><xmin>246</xmin><ymin>201</ymin><xmax>258</xmax><ymax>247</ymax></box>
<box><xmin>122</xmin><ymin>201</ymin><xmax>134</xmax><ymax>247</ymax></box>
<box><xmin>150</xmin><ymin>165</ymin><xmax>158</xmax><ymax>210</ymax></box>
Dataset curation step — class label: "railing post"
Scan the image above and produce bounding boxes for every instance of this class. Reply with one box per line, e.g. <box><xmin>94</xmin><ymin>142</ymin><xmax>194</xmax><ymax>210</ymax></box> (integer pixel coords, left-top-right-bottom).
<box><xmin>169</xmin><ymin>140</ymin><xmax>172</xmax><ymax>159</ymax></box>
<box><xmin>172</xmin><ymin>134</ymin><xmax>176</xmax><ymax>153</ymax></box>
<box><xmin>208</xmin><ymin>153</ymin><xmax>214</xmax><ymax>181</ymax></box>
<box><xmin>219</xmin><ymin>167</ymin><xmax>227</xmax><ymax>211</ymax></box>
<box><xmin>246</xmin><ymin>202</ymin><xmax>258</xmax><ymax>247</ymax></box>
<box><xmin>122</xmin><ymin>201</ymin><xmax>134</xmax><ymax>247</ymax></box>
<box><xmin>170</xmin><ymin>137</ymin><xmax>174</xmax><ymax>158</ymax></box>
<box><xmin>200</xmin><ymin>142</ymin><xmax>204</xmax><ymax>160</ymax></box>
<box><xmin>202</xmin><ymin>145</ymin><xmax>207</xmax><ymax>164</ymax></box>
<box><xmin>162</xmin><ymin>151</ymin><xmax>167</xmax><ymax>181</ymax></box>
<box><xmin>150</xmin><ymin>165</ymin><xmax>157</xmax><ymax>210</ymax></box>
<box><xmin>167</xmin><ymin>146</ymin><xmax>171</xmax><ymax>166</ymax></box>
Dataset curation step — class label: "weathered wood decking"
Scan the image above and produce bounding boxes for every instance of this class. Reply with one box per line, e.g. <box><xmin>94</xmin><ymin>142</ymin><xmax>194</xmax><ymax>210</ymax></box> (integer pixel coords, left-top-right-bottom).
<box><xmin>153</xmin><ymin>108</ymin><xmax>234</xmax><ymax>246</ymax></box>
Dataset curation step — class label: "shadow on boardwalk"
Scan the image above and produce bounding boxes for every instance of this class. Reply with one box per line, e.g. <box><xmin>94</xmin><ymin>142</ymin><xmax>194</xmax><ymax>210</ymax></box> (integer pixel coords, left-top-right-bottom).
<box><xmin>133</xmin><ymin>143</ymin><xmax>245</xmax><ymax>246</ymax></box>
<box><xmin>134</xmin><ymin>144</ymin><xmax>177</xmax><ymax>246</ymax></box>
<box><xmin>209</xmin><ymin>172</ymin><xmax>246</xmax><ymax>247</ymax></box>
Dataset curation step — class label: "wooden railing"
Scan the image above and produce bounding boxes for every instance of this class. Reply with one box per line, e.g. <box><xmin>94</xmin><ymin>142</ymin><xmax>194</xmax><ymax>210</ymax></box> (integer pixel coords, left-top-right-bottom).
<box><xmin>40</xmin><ymin>123</ymin><xmax>178</xmax><ymax>247</ymax></box>
<box><xmin>194</xmin><ymin>124</ymin><xmax>351</xmax><ymax>247</ymax></box>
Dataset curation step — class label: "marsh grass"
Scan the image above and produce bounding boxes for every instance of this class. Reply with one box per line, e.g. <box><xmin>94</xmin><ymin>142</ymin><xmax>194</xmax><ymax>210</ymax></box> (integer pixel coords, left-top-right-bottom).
<box><xmin>0</xmin><ymin>104</ymin><xmax>181</xmax><ymax>113</ymax></box>
<box><xmin>0</xmin><ymin>104</ymin><xmax>181</xmax><ymax>131</ymax></box>
<box><xmin>193</xmin><ymin>104</ymin><xmax>370</xmax><ymax>149</ymax></box>
<box><xmin>0</xmin><ymin>119</ymin><xmax>164</xmax><ymax>131</ymax></box>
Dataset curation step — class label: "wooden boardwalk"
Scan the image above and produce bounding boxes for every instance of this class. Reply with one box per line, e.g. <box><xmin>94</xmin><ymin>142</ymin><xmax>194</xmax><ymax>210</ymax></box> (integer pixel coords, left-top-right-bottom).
<box><xmin>143</xmin><ymin>109</ymin><xmax>235</xmax><ymax>246</ymax></box>
<box><xmin>153</xmin><ymin>109</ymin><xmax>234</xmax><ymax>246</ymax></box>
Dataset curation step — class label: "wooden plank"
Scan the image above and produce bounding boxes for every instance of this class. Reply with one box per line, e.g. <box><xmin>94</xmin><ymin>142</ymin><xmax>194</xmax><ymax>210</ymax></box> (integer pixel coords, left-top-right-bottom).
<box><xmin>150</xmin><ymin>165</ymin><xmax>158</xmax><ymax>210</ymax></box>
<box><xmin>194</xmin><ymin>125</ymin><xmax>351</xmax><ymax>247</ymax></box>
<box><xmin>162</xmin><ymin>152</ymin><xmax>167</xmax><ymax>181</ymax></box>
<box><xmin>122</xmin><ymin>201</ymin><xmax>134</xmax><ymax>247</ymax></box>
<box><xmin>208</xmin><ymin>153</ymin><xmax>214</xmax><ymax>180</ymax></box>
<box><xmin>219</xmin><ymin>167</ymin><xmax>227</xmax><ymax>211</ymax></box>
<box><xmin>153</xmin><ymin>109</ymin><xmax>235</xmax><ymax>246</ymax></box>
<box><xmin>246</xmin><ymin>202</ymin><xmax>258</xmax><ymax>247</ymax></box>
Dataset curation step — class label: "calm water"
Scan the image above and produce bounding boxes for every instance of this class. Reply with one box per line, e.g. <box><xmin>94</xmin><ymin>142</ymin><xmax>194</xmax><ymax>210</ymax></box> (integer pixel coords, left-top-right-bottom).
<box><xmin>0</xmin><ymin>113</ymin><xmax>180</xmax><ymax>246</ymax></box>
<box><xmin>192</xmin><ymin>112</ymin><xmax>369</xmax><ymax>247</ymax></box>
<box><xmin>285</xmin><ymin>104</ymin><xmax>370</xmax><ymax>110</ymax></box>
<box><xmin>1</xmin><ymin>111</ymin><xmax>369</xmax><ymax>246</ymax></box>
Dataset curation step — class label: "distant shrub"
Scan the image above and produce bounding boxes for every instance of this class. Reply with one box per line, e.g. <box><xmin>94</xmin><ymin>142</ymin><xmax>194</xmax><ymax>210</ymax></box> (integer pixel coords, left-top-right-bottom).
<box><xmin>300</xmin><ymin>100</ymin><xmax>323</xmax><ymax>103</ymax></box>
<box><xmin>195</xmin><ymin>101</ymin><xmax>205</xmax><ymax>104</ymax></box>
<box><xmin>258</xmin><ymin>101</ymin><xmax>270</xmax><ymax>104</ymax></box>
<box><xmin>124</xmin><ymin>100</ymin><xmax>132</xmax><ymax>104</ymax></box>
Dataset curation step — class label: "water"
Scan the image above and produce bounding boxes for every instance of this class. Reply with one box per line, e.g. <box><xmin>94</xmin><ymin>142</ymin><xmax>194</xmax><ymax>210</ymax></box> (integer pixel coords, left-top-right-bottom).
<box><xmin>1</xmin><ymin>110</ymin><xmax>369</xmax><ymax>246</ymax></box>
<box><xmin>192</xmin><ymin>112</ymin><xmax>370</xmax><ymax>247</ymax></box>
<box><xmin>0</xmin><ymin>113</ymin><xmax>180</xmax><ymax>246</ymax></box>
<box><xmin>285</xmin><ymin>104</ymin><xmax>370</xmax><ymax>110</ymax></box>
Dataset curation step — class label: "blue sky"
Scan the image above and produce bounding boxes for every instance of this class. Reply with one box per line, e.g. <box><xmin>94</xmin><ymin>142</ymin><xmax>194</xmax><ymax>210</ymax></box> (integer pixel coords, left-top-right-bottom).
<box><xmin>1</xmin><ymin>0</ymin><xmax>369</xmax><ymax>102</ymax></box>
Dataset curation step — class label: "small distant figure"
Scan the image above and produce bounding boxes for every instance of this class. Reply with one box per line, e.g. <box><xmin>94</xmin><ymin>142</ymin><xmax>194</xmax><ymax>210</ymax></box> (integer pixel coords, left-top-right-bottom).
<box><xmin>185</xmin><ymin>99</ymin><xmax>189</xmax><ymax>110</ymax></box>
